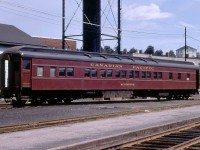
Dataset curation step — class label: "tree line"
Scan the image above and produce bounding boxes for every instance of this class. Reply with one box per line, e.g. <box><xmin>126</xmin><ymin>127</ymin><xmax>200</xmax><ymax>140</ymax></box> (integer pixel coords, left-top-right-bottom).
<box><xmin>101</xmin><ymin>45</ymin><xmax>176</xmax><ymax>57</ymax></box>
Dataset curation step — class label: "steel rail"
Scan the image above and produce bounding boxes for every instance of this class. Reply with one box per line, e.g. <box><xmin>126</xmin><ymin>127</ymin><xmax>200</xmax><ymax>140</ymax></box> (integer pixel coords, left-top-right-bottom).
<box><xmin>168</xmin><ymin>137</ymin><xmax>200</xmax><ymax>150</ymax></box>
<box><xmin>0</xmin><ymin>109</ymin><xmax>144</xmax><ymax>133</ymax></box>
<box><xmin>1</xmin><ymin>101</ymin><xmax>200</xmax><ymax>133</ymax></box>
<box><xmin>114</xmin><ymin>122</ymin><xmax>200</xmax><ymax>150</ymax></box>
<box><xmin>0</xmin><ymin>103</ymin><xmax>12</xmax><ymax>109</ymax></box>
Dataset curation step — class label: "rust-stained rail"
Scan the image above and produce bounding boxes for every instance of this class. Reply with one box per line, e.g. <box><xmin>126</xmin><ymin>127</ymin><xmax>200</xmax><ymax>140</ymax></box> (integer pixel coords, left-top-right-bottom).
<box><xmin>110</xmin><ymin>122</ymin><xmax>200</xmax><ymax>150</ymax></box>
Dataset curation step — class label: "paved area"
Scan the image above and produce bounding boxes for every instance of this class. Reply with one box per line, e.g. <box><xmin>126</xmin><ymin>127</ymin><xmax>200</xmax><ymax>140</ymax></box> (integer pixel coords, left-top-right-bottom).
<box><xmin>1</xmin><ymin>99</ymin><xmax>200</xmax><ymax>126</ymax></box>
<box><xmin>1</xmin><ymin>105</ymin><xmax>200</xmax><ymax>150</ymax></box>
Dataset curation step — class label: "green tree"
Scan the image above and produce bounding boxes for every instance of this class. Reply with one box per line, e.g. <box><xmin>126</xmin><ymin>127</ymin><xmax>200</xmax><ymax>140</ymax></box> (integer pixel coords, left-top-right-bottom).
<box><xmin>154</xmin><ymin>49</ymin><xmax>163</xmax><ymax>56</ymax></box>
<box><xmin>168</xmin><ymin>50</ymin><xmax>176</xmax><ymax>57</ymax></box>
<box><xmin>113</xmin><ymin>46</ymin><xmax>121</xmax><ymax>54</ymax></box>
<box><xmin>122</xmin><ymin>48</ymin><xmax>127</xmax><ymax>54</ymax></box>
<box><xmin>145</xmin><ymin>45</ymin><xmax>154</xmax><ymax>54</ymax></box>
<box><xmin>102</xmin><ymin>46</ymin><xmax>114</xmax><ymax>54</ymax></box>
<box><xmin>129</xmin><ymin>47</ymin><xmax>138</xmax><ymax>54</ymax></box>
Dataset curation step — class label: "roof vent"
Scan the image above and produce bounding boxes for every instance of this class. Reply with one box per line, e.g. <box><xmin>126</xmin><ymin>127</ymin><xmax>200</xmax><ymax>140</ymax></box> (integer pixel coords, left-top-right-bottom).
<box><xmin>84</xmin><ymin>53</ymin><xmax>92</xmax><ymax>58</ymax></box>
<box><xmin>140</xmin><ymin>58</ymin><xmax>147</xmax><ymax>63</ymax></box>
<box><xmin>150</xmin><ymin>58</ymin><xmax>158</xmax><ymax>63</ymax></box>
<box><xmin>100</xmin><ymin>54</ymin><xmax>107</xmax><ymax>59</ymax></box>
<box><xmin>114</xmin><ymin>56</ymin><xmax>122</xmax><ymax>60</ymax></box>
<box><xmin>128</xmin><ymin>57</ymin><xmax>135</xmax><ymax>62</ymax></box>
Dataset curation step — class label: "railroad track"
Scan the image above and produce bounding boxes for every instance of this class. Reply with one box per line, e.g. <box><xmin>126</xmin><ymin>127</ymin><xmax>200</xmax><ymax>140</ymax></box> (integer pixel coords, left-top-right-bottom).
<box><xmin>107</xmin><ymin>122</ymin><xmax>200</xmax><ymax>150</ymax></box>
<box><xmin>0</xmin><ymin>103</ymin><xmax>12</xmax><ymax>109</ymax></box>
<box><xmin>1</xmin><ymin>101</ymin><xmax>200</xmax><ymax>134</ymax></box>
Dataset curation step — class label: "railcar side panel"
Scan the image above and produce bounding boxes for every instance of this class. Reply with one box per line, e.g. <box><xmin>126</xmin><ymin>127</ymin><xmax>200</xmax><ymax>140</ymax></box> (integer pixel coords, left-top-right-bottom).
<box><xmin>31</xmin><ymin>58</ymin><xmax>196</xmax><ymax>91</ymax></box>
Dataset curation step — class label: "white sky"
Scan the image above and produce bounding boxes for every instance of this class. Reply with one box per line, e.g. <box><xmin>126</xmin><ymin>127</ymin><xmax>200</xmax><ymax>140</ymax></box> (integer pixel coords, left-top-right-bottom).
<box><xmin>1</xmin><ymin>0</ymin><xmax>200</xmax><ymax>53</ymax></box>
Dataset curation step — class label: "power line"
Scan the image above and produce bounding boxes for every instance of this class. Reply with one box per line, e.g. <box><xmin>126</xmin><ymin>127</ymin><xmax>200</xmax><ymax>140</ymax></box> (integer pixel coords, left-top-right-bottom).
<box><xmin>0</xmin><ymin>0</ymin><xmax>61</xmax><ymax>18</ymax></box>
<box><xmin>1</xmin><ymin>0</ymin><xmax>197</xmax><ymax>49</ymax></box>
<box><xmin>187</xmin><ymin>35</ymin><xmax>200</xmax><ymax>43</ymax></box>
<box><xmin>0</xmin><ymin>0</ymin><xmax>185</xmax><ymax>37</ymax></box>
<box><xmin>0</xmin><ymin>5</ymin><xmax>61</xmax><ymax>23</ymax></box>
<box><xmin>0</xmin><ymin>6</ymin><xmax>62</xmax><ymax>26</ymax></box>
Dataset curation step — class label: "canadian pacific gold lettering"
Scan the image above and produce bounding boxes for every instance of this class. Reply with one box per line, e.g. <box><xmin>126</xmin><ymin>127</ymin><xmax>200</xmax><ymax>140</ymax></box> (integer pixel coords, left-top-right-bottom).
<box><xmin>132</xmin><ymin>65</ymin><xmax>154</xmax><ymax>70</ymax></box>
<box><xmin>90</xmin><ymin>63</ymin><xmax>123</xmax><ymax>69</ymax></box>
<box><xmin>90</xmin><ymin>63</ymin><xmax>153</xmax><ymax>70</ymax></box>
<box><xmin>100</xmin><ymin>64</ymin><xmax>104</xmax><ymax>67</ymax></box>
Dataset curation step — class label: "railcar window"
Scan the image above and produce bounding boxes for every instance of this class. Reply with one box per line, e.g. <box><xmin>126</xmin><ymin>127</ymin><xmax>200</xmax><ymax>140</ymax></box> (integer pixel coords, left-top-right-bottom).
<box><xmin>22</xmin><ymin>58</ymin><xmax>30</xmax><ymax>69</ymax></box>
<box><xmin>101</xmin><ymin>69</ymin><xmax>106</xmax><ymax>78</ymax></box>
<box><xmin>122</xmin><ymin>70</ymin><xmax>126</xmax><ymax>78</ymax></box>
<box><xmin>135</xmin><ymin>71</ymin><xmax>139</xmax><ymax>78</ymax></box>
<box><xmin>107</xmin><ymin>69</ymin><xmax>113</xmax><ymax>77</ymax></box>
<box><xmin>187</xmin><ymin>73</ymin><xmax>190</xmax><ymax>80</ymax></box>
<box><xmin>129</xmin><ymin>70</ymin><xmax>134</xmax><ymax>78</ymax></box>
<box><xmin>50</xmin><ymin>67</ymin><xmax>56</xmax><ymax>77</ymax></box>
<box><xmin>67</xmin><ymin>68</ymin><xmax>74</xmax><ymax>76</ymax></box>
<box><xmin>115</xmin><ymin>70</ymin><xmax>120</xmax><ymax>78</ymax></box>
<box><xmin>37</xmin><ymin>67</ymin><xmax>43</xmax><ymax>77</ymax></box>
<box><xmin>178</xmin><ymin>73</ymin><xmax>181</xmax><ymax>79</ymax></box>
<box><xmin>169</xmin><ymin>72</ymin><xmax>173</xmax><ymax>79</ymax></box>
<box><xmin>158</xmin><ymin>72</ymin><xmax>162</xmax><ymax>79</ymax></box>
<box><xmin>142</xmin><ymin>71</ymin><xmax>146</xmax><ymax>78</ymax></box>
<box><xmin>84</xmin><ymin>68</ymin><xmax>90</xmax><ymax>77</ymax></box>
<box><xmin>154</xmin><ymin>72</ymin><xmax>157</xmax><ymax>79</ymax></box>
<box><xmin>147</xmin><ymin>71</ymin><xmax>151</xmax><ymax>78</ymax></box>
<box><xmin>59</xmin><ymin>67</ymin><xmax>66</xmax><ymax>76</ymax></box>
<box><xmin>91</xmin><ymin>68</ymin><xmax>97</xmax><ymax>77</ymax></box>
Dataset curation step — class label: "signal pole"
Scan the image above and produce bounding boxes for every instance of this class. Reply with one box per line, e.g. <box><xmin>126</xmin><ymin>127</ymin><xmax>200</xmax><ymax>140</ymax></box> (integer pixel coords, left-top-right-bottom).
<box><xmin>185</xmin><ymin>27</ymin><xmax>187</xmax><ymax>61</ymax></box>
<box><xmin>62</xmin><ymin>0</ymin><xmax>65</xmax><ymax>49</ymax></box>
<box><xmin>117</xmin><ymin>0</ymin><xmax>121</xmax><ymax>54</ymax></box>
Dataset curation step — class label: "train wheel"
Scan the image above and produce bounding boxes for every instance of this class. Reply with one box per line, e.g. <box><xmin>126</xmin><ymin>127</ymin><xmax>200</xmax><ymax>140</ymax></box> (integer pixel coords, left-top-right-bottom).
<box><xmin>11</xmin><ymin>100</ymin><xmax>19</xmax><ymax>107</ymax></box>
<box><xmin>157</xmin><ymin>96</ymin><xmax>161</xmax><ymax>101</ymax></box>
<box><xmin>166</xmin><ymin>96</ymin><xmax>172</xmax><ymax>100</ymax></box>
<box><xmin>48</xmin><ymin>98</ymin><xmax>57</xmax><ymax>105</ymax></box>
<box><xmin>184</xmin><ymin>95</ymin><xmax>189</xmax><ymax>100</ymax></box>
<box><xmin>40</xmin><ymin>97</ymin><xmax>46</xmax><ymax>104</ymax></box>
<box><xmin>31</xmin><ymin>96</ymin><xmax>39</xmax><ymax>106</ymax></box>
<box><xmin>64</xmin><ymin>98</ymin><xmax>72</xmax><ymax>105</ymax></box>
<box><xmin>12</xmin><ymin>92</ymin><xmax>26</xmax><ymax>107</ymax></box>
<box><xmin>32</xmin><ymin>96</ymin><xmax>46</xmax><ymax>105</ymax></box>
<box><xmin>12</xmin><ymin>100</ymin><xmax>26</xmax><ymax>107</ymax></box>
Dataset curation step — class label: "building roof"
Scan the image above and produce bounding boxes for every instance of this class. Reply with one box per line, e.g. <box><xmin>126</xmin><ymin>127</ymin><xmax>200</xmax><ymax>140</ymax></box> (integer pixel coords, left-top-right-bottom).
<box><xmin>176</xmin><ymin>45</ymin><xmax>197</xmax><ymax>51</ymax></box>
<box><xmin>0</xmin><ymin>23</ymin><xmax>46</xmax><ymax>47</ymax></box>
<box><xmin>34</xmin><ymin>37</ymin><xmax>76</xmax><ymax>50</ymax></box>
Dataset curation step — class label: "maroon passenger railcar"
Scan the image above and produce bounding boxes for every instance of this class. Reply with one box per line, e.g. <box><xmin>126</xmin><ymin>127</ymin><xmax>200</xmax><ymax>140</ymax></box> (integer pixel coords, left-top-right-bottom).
<box><xmin>0</xmin><ymin>46</ymin><xmax>198</xmax><ymax>106</ymax></box>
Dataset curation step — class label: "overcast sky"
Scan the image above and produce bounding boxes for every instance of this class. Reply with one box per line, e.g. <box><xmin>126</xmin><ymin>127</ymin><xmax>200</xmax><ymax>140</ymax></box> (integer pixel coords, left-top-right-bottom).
<box><xmin>1</xmin><ymin>0</ymin><xmax>200</xmax><ymax>53</ymax></box>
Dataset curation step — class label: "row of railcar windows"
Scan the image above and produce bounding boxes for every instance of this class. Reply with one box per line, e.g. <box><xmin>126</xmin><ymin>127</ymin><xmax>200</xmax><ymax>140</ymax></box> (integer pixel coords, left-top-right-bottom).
<box><xmin>84</xmin><ymin>68</ymin><xmax>163</xmax><ymax>79</ymax></box>
<box><xmin>83</xmin><ymin>69</ymin><xmax>190</xmax><ymax>80</ymax></box>
<box><xmin>36</xmin><ymin>66</ymin><xmax>190</xmax><ymax>80</ymax></box>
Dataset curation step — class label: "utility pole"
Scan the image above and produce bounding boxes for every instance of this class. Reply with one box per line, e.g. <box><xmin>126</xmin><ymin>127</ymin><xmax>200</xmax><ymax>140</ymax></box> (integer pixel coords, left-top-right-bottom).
<box><xmin>185</xmin><ymin>27</ymin><xmax>187</xmax><ymax>61</ymax></box>
<box><xmin>62</xmin><ymin>0</ymin><xmax>65</xmax><ymax>50</ymax></box>
<box><xmin>117</xmin><ymin>0</ymin><xmax>121</xmax><ymax>54</ymax></box>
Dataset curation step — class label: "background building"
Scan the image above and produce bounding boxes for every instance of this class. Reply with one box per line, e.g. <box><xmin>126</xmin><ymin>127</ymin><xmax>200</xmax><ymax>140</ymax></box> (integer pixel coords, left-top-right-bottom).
<box><xmin>34</xmin><ymin>37</ymin><xmax>76</xmax><ymax>50</ymax></box>
<box><xmin>0</xmin><ymin>23</ymin><xmax>45</xmax><ymax>53</ymax></box>
<box><xmin>0</xmin><ymin>23</ymin><xmax>77</xmax><ymax>53</ymax></box>
<box><xmin>176</xmin><ymin>46</ymin><xmax>197</xmax><ymax>58</ymax></box>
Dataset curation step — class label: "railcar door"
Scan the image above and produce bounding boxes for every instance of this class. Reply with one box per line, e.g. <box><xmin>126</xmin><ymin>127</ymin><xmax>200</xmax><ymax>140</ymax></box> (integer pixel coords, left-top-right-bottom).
<box><xmin>0</xmin><ymin>54</ymin><xmax>21</xmax><ymax>98</ymax></box>
<box><xmin>9</xmin><ymin>55</ymin><xmax>21</xmax><ymax>90</ymax></box>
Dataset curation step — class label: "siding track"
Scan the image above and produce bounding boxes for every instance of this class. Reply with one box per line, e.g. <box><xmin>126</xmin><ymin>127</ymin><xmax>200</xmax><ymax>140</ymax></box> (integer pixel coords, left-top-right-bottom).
<box><xmin>108</xmin><ymin>123</ymin><xmax>200</xmax><ymax>150</ymax></box>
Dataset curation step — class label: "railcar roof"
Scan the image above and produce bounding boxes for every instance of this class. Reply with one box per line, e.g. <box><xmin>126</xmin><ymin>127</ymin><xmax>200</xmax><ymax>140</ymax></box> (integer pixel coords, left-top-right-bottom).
<box><xmin>2</xmin><ymin>46</ymin><xmax>196</xmax><ymax>69</ymax></box>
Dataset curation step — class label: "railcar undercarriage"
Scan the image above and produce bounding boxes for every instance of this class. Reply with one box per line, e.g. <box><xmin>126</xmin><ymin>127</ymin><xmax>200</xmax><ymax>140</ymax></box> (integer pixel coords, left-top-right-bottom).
<box><xmin>3</xmin><ymin>89</ymin><xmax>196</xmax><ymax>107</ymax></box>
